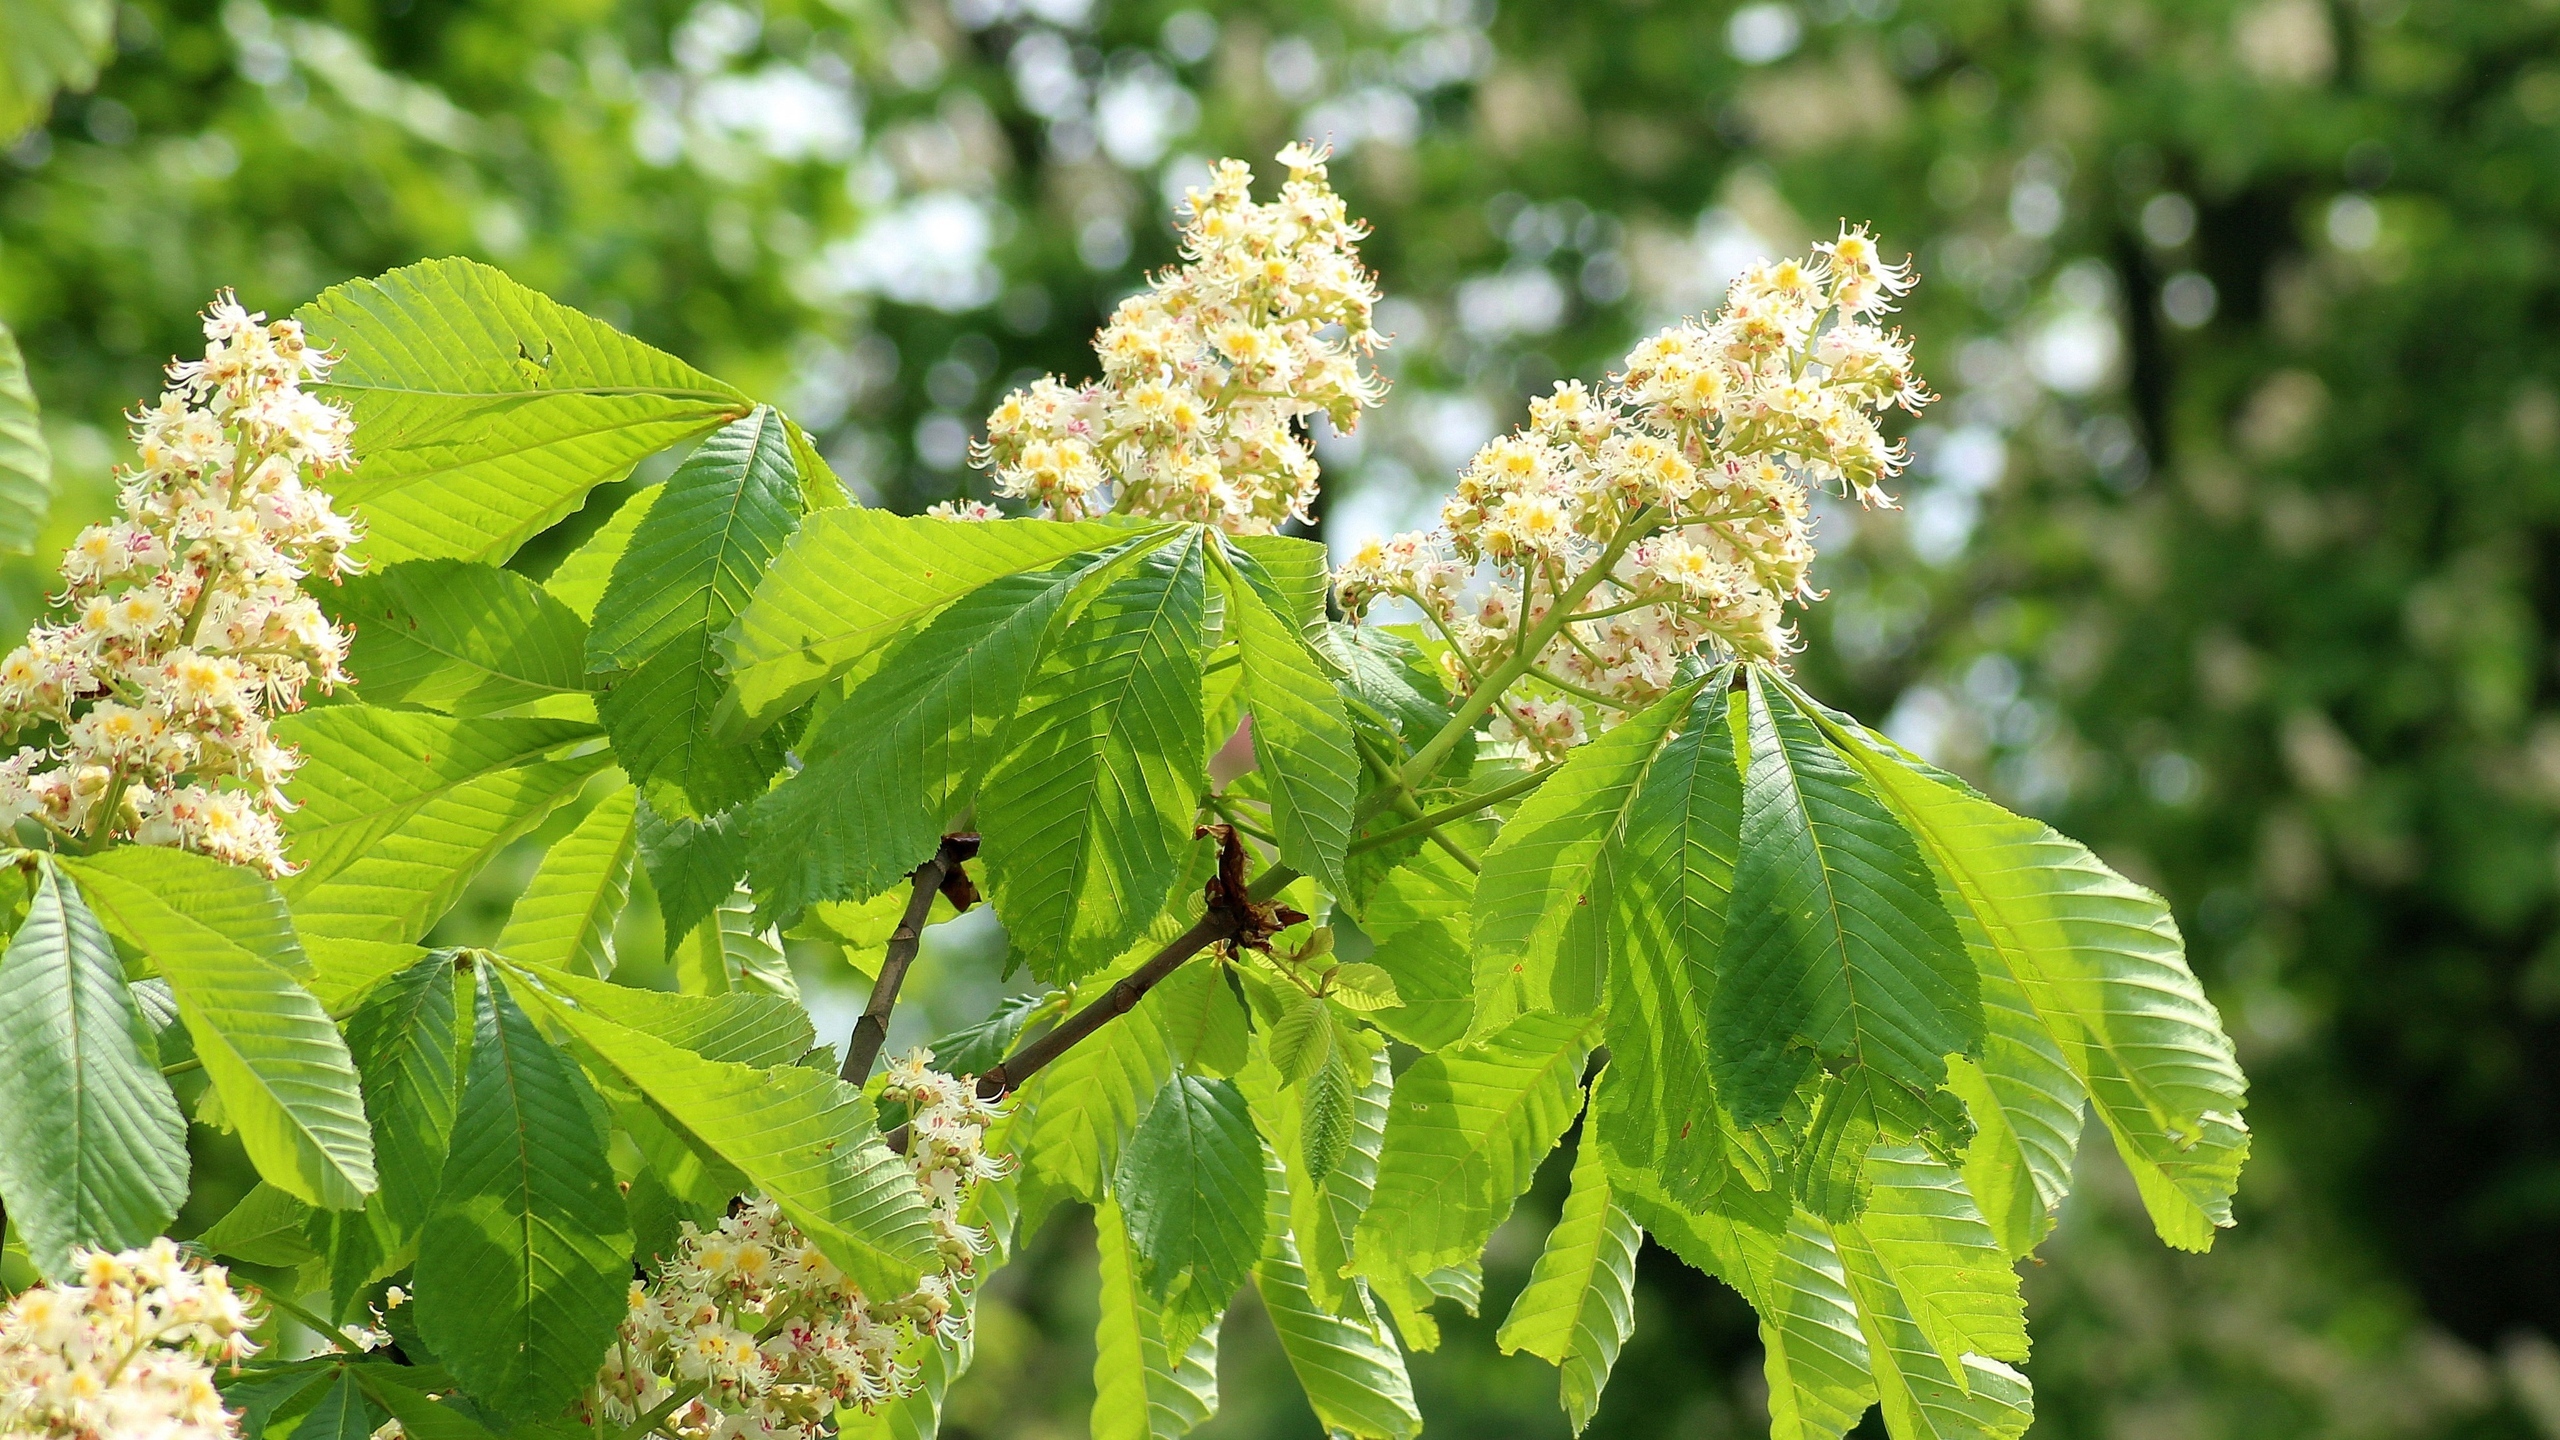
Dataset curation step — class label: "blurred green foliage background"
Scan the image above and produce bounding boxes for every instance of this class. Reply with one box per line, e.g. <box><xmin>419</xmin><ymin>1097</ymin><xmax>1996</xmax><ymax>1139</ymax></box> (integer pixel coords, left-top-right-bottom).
<box><xmin>8</xmin><ymin>0</ymin><xmax>2560</xmax><ymax>1435</ymax></box>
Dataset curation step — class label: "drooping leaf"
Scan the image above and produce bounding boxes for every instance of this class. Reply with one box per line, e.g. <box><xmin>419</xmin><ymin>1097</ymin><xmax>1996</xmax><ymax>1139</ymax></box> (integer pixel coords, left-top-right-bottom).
<box><xmin>1245</xmin><ymin>1027</ymin><xmax>1389</xmax><ymax>1320</ymax></box>
<box><xmin>277</xmin><ymin>709</ymin><xmax>608</xmax><ymax>948</ymax></box>
<box><xmin>327</xmin><ymin>560</ymin><xmax>592</xmax><ymax>716</ymax></box>
<box><xmin>1619</xmin><ymin>1169</ymin><xmax>1873</xmax><ymax>1440</ymax></box>
<box><xmin>587</xmin><ymin>404</ymin><xmax>802</xmax><ymax>670</ymax></box>
<box><xmin>493</xmin><ymin>782</ymin><xmax>637</xmax><ymax>977</ymax></box>
<box><xmin>980</xmin><ymin>537</ymin><xmax>1210</xmax><ymax>980</ymax></box>
<box><xmin>542</xmin><ymin>483</ymin><xmax>662</xmax><ymax>623</ymax></box>
<box><xmin>746</xmin><ymin>551</ymin><xmax>1119</xmax><ymax>928</ymax></box>
<box><xmin>671</xmin><ymin>890</ymin><xmax>795</xmax><ymax>999</ymax></box>
<box><xmin>1152</xmin><ymin>961</ymin><xmax>1249</xmax><ymax>1078</ymax></box>
<box><xmin>340</xmin><ymin>950</ymin><xmax>462</xmax><ymax>1234</ymax></box>
<box><xmin>635</xmin><ymin>796</ymin><xmax>748</xmax><ymax>954</ymax></box>
<box><xmin>1094</xmin><ymin>1196</ymin><xmax>1223</xmax><ymax>1440</ymax></box>
<box><xmin>1115</xmin><ymin>1075</ymin><xmax>1266</xmax><ymax>1327</ymax></box>
<box><xmin>0</xmin><ymin>0</ymin><xmax>113</xmax><ymax>143</ymax></box>
<box><xmin>1598</xmin><ymin>684</ymin><xmax>1742</xmax><ymax>1208</ymax></box>
<box><xmin>1710</xmin><ymin>673</ymin><xmax>1980</xmax><ymax>1127</ymax></box>
<box><xmin>298</xmin><ymin>257</ymin><xmax>753</xmax><ymax>564</ymax></box>
<box><xmin>194</xmin><ymin>1182</ymin><xmax>319</xmax><ymax>1268</ymax></box>
<box><xmin>722</xmin><ymin>508</ymin><xmax>1151</xmax><ymax>724</ymax></box>
<box><xmin>1217</xmin><ymin>553</ymin><xmax>1357</xmax><ymax>894</ymax></box>
<box><xmin>0</xmin><ymin>857</ymin><xmax>190</xmax><ymax>1277</ymax></box>
<box><xmin>1472</xmin><ymin>682</ymin><xmax>1696</xmax><ymax>1040</ymax></box>
<box><xmin>414</xmin><ymin>968</ymin><xmax>629</xmax><ymax>1421</ymax></box>
<box><xmin>599</xmin><ymin>632</ymin><xmax>789</xmax><ymax>818</ymax></box>
<box><xmin>1353</xmin><ymin>1013</ymin><xmax>1596</xmax><ymax>1301</ymax></box>
<box><xmin>502</xmin><ymin>962</ymin><xmax>940</xmax><ymax>1299</ymax></box>
<box><xmin>1253</xmin><ymin>1144</ymin><xmax>1423</xmax><ymax>1440</ymax></box>
<box><xmin>1008</xmin><ymin>950</ymin><xmax>1182</xmax><ymax>1201</ymax></box>
<box><xmin>64</xmin><ymin>848</ymin><xmax>375</xmax><ymax>1210</ymax></box>
<box><xmin>1835</xmin><ymin>1145</ymin><xmax>2028</xmax><ymax>1383</ymax></box>
<box><xmin>1495</xmin><ymin>1135</ymin><xmax>1642</xmax><ymax>1434</ymax></box>
<box><xmin>1356</xmin><ymin>840</ymin><xmax>1478</xmax><ymax>1050</ymax></box>
<box><xmin>1815</xmin><ymin>708</ymin><xmax>2248</xmax><ymax>1252</ymax></box>
<box><xmin>512</xmin><ymin>964</ymin><xmax>810</xmax><ymax>1067</ymax></box>
<box><xmin>0</xmin><ymin>317</ymin><xmax>54</xmax><ymax>552</ymax></box>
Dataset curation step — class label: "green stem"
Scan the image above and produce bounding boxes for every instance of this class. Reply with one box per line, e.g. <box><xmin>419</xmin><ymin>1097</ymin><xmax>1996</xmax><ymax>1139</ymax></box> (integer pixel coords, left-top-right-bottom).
<box><xmin>160</xmin><ymin>1057</ymin><xmax>201</xmax><ymax>1078</ymax></box>
<box><xmin>1345</xmin><ymin>765</ymin><xmax>1554</xmax><ymax>856</ymax></box>
<box><xmin>1399</xmin><ymin>510</ymin><xmax>1662</xmax><ymax>791</ymax></box>
<box><xmin>1525</xmin><ymin>664</ymin><xmax>1633</xmax><ymax>712</ymax></box>
<box><xmin>615</xmin><ymin>1382</ymin><xmax>705</xmax><ymax>1440</ymax></box>
<box><xmin>1356</xmin><ymin>732</ymin><xmax>1480</xmax><ymax>873</ymax></box>
<box><xmin>1206</xmin><ymin>792</ymin><xmax>1280</xmax><ymax>849</ymax></box>
<box><xmin>253</xmin><ymin>1285</ymin><xmax>349</xmax><ymax>1349</ymax></box>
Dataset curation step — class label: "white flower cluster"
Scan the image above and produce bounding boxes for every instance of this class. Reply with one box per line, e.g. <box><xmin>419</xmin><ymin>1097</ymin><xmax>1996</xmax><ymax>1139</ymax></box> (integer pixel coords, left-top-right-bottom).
<box><xmin>0</xmin><ymin>292</ymin><xmax>362</xmax><ymax>875</ymax></box>
<box><xmin>1335</xmin><ymin>228</ymin><xmax>1930</xmax><ymax>759</ymax></box>
<box><xmin>592</xmin><ymin>1053</ymin><xmax>1009</xmax><ymax>1439</ymax></box>
<box><xmin>973</xmin><ymin>144</ymin><xmax>1387</xmax><ymax>534</ymax></box>
<box><xmin>0</xmin><ymin>1240</ymin><xmax>261</xmax><ymax>1440</ymax></box>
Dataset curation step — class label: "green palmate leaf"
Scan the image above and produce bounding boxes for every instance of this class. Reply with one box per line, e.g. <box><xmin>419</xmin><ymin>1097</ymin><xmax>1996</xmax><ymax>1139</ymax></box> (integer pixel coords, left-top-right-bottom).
<box><xmin>1819</xmin><ymin>731</ymin><xmax>2248</xmax><ymax>1254</ymax></box>
<box><xmin>1152</xmin><ymin>961</ymin><xmax>1248</xmax><ymax>1078</ymax></box>
<box><xmin>1252</xmin><ymin>1144</ymin><xmax>1423</xmax><ymax>1440</ymax></box>
<box><xmin>1599</xmin><ymin>684</ymin><xmax>1742</xmax><ymax>1208</ymax></box>
<box><xmin>1252</xmin><ymin>1029</ymin><xmax>1389</xmax><ymax>1320</ymax></box>
<box><xmin>723</xmin><ymin>508</ymin><xmax>1152</xmax><ymax>724</ymax></box>
<box><xmin>414</xmin><ymin>968</ymin><xmax>629</xmax><ymax>1421</ymax></box>
<box><xmin>503</xmin><ymin>962</ymin><xmax>939</xmax><ymax>1298</ymax></box>
<box><xmin>1221</xmin><ymin>533</ymin><xmax>1331</xmax><ymax>632</ymax></box>
<box><xmin>1115</xmin><ymin>1075</ymin><xmax>1265</xmax><ymax>1326</ymax></box>
<box><xmin>298</xmin><ymin>257</ymin><xmax>753</xmax><ymax>564</ymax></box>
<box><xmin>278</xmin><ymin>709</ymin><xmax>607</xmax><ymax>948</ymax></box>
<box><xmin>494</xmin><ymin>783</ymin><xmax>637</xmax><ymax>977</ymax></box>
<box><xmin>194</xmin><ymin>1182</ymin><xmax>318</xmax><ymax>1268</ymax></box>
<box><xmin>340</xmin><ymin>950</ymin><xmax>462</xmax><ymax>1234</ymax></box>
<box><xmin>587</xmin><ymin>404</ymin><xmax>802</xmax><ymax>670</ymax></box>
<box><xmin>1472</xmin><ymin>682</ymin><xmax>1698</xmax><ymax>1041</ymax></box>
<box><xmin>0</xmin><ymin>0</ymin><xmax>112</xmax><ymax>142</ymax></box>
<box><xmin>327</xmin><ymin>560</ymin><xmax>592</xmax><ymax>716</ymax></box>
<box><xmin>671</xmin><ymin>891</ymin><xmax>796</xmax><ymax>999</ymax></box>
<box><xmin>1094</xmin><ymin>1196</ymin><xmax>1223</xmax><ymax>1440</ymax></box>
<box><xmin>296</xmin><ymin>1371</ymin><xmax>389</xmax><ymax>1440</ymax></box>
<box><xmin>746</xmin><ymin>551</ymin><xmax>1119</xmax><ymax>928</ymax></box>
<box><xmin>1834</xmin><ymin>1186</ymin><xmax>2035</xmax><ymax>1440</ymax></box>
<box><xmin>599</xmin><ymin>632</ymin><xmax>788</xmax><ymax>818</ymax></box>
<box><xmin>635</xmin><ymin>797</ymin><xmax>748</xmax><ymax>953</ymax></box>
<box><xmin>981</xmin><ymin>537</ymin><xmax>1209</xmax><ymax>980</ymax></box>
<box><xmin>1834</xmin><ymin>1146</ymin><xmax>2028</xmax><ymax>1383</ymax></box>
<box><xmin>1711</xmin><ymin>673</ymin><xmax>1980</xmax><ymax>1127</ymax></box>
<box><xmin>64</xmin><ymin>848</ymin><xmax>375</xmax><ymax>1210</ymax></box>
<box><xmin>1216</xmin><ymin>553</ymin><xmax>1356</xmax><ymax>894</ymax></box>
<box><xmin>515</xmin><ymin>967</ymin><xmax>809</xmax><ymax>1067</ymax></box>
<box><xmin>0</xmin><ymin>857</ymin><xmax>190</xmax><ymax>1277</ymax></box>
<box><xmin>1009</xmin><ymin>960</ymin><xmax>1181</xmax><ymax>1201</ymax></box>
<box><xmin>587</xmin><ymin>406</ymin><xmax>802</xmax><ymax>817</ymax></box>
<box><xmin>1945</xmin><ymin>1007</ymin><xmax>2083</xmax><ymax>1261</ymax></box>
<box><xmin>0</xmin><ymin>318</ymin><xmax>54</xmax><ymax>552</ymax></box>
<box><xmin>1357</xmin><ymin>840</ymin><xmax>1478</xmax><ymax>1050</ymax></box>
<box><xmin>1495</xmin><ymin>1136</ymin><xmax>1642</xmax><ymax>1435</ymax></box>
<box><xmin>1353</xmin><ymin>1012</ymin><xmax>1596</xmax><ymax>1304</ymax></box>
<box><xmin>543</xmin><ymin>484</ymin><xmax>663</xmax><ymax>623</ymax></box>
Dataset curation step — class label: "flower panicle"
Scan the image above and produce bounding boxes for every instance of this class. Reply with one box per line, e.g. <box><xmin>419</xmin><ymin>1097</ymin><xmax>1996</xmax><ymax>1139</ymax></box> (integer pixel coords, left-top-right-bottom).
<box><xmin>592</xmin><ymin>1052</ymin><xmax>1012</xmax><ymax>1439</ymax></box>
<box><xmin>1335</xmin><ymin>225</ymin><xmax>1932</xmax><ymax>762</ymax></box>
<box><xmin>0</xmin><ymin>290</ymin><xmax>366</xmax><ymax>875</ymax></box>
<box><xmin>0</xmin><ymin>1238</ymin><xmax>263</xmax><ymax>1440</ymax></box>
<box><xmin>970</xmin><ymin>144</ymin><xmax>1388</xmax><ymax>534</ymax></box>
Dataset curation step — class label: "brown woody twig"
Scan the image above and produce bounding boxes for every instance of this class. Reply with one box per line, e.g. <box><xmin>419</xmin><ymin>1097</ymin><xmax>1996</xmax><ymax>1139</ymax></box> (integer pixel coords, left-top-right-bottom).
<box><xmin>839</xmin><ymin>833</ymin><xmax>981</xmax><ymax>1086</ymax></box>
